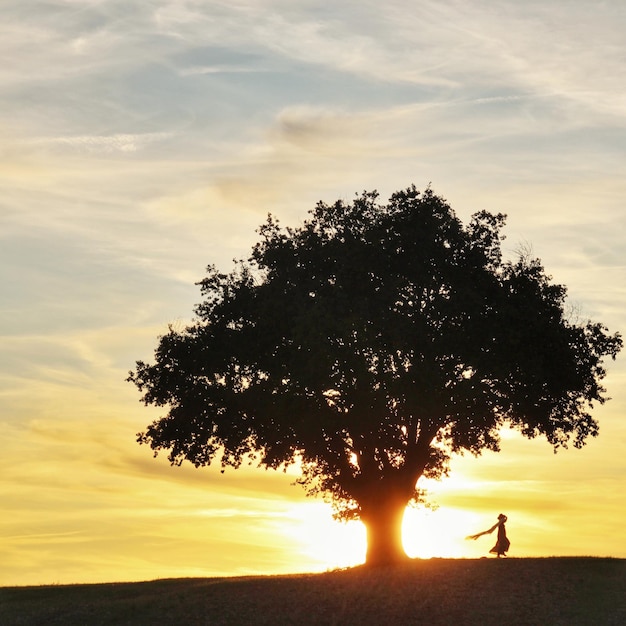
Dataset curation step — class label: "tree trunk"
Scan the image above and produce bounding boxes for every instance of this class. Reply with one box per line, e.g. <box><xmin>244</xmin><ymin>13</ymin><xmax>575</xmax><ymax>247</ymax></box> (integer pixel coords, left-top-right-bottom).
<box><xmin>361</xmin><ymin>496</ymin><xmax>408</xmax><ymax>566</ymax></box>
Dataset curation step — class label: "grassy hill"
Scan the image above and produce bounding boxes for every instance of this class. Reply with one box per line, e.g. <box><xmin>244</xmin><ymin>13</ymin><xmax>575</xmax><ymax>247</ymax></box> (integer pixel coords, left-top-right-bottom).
<box><xmin>1</xmin><ymin>557</ymin><xmax>624</xmax><ymax>625</ymax></box>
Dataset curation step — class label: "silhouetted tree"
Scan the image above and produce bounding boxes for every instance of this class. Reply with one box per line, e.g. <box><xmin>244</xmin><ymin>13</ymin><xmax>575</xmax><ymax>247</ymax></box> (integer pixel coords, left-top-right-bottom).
<box><xmin>129</xmin><ymin>186</ymin><xmax>621</xmax><ymax>566</ymax></box>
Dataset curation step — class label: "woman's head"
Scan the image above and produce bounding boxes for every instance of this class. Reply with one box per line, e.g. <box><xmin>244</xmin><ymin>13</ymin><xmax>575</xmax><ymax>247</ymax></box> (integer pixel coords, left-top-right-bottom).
<box><xmin>498</xmin><ymin>514</ymin><xmax>507</xmax><ymax>522</ymax></box>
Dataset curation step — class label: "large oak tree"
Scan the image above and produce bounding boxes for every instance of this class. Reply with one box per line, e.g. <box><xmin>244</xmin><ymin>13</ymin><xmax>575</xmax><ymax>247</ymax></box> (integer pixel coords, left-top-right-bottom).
<box><xmin>129</xmin><ymin>186</ymin><xmax>621</xmax><ymax>565</ymax></box>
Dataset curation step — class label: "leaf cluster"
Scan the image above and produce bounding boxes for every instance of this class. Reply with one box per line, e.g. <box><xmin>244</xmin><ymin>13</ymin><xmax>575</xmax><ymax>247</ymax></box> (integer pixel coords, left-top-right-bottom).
<box><xmin>129</xmin><ymin>186</ymin><xmax>621</xmax><ymax>513</ymax></box>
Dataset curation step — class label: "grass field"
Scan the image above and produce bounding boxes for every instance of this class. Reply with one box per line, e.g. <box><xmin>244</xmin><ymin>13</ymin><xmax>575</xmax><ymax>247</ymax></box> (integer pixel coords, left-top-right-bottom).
<box><xmin>1</xmin><ymin>557</ymin><xmax>624</xmax><ymax>625</ymax></box>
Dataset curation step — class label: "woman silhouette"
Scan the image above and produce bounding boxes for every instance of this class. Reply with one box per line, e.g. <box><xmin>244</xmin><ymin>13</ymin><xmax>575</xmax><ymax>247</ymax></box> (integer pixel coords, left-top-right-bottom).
<box><xmin>466</xmin><ymin>514</ymin><xmax>510</xmax><ymax>557</ymax></box>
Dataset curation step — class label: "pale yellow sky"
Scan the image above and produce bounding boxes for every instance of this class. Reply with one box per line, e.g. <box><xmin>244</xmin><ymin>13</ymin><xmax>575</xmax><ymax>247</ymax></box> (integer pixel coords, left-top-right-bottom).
<box><xmin>2</xmin><ymin>0</ymin><xmax>625</xmax><ymax>586</ymax></box>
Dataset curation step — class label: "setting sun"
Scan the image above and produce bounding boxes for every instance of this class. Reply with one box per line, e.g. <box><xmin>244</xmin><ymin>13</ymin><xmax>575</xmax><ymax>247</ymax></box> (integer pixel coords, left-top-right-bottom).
<box><xmin>403</xmin><ymin>508</ymin><xmax>478</xmax><ymax>560</ymax></box>
<box><xmin>283</xmin><ymin>503</ymin><xmax>366</xmax><ymax>570</ymax></box>
<box><xmin>282</xmin><ymin>502</ymin><xmax>486</xmax><ymax>570</ymax></box>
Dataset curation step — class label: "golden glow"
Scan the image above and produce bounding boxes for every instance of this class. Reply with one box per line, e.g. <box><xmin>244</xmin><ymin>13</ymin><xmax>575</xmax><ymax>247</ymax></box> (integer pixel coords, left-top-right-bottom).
<box><xmin>403</xmin><ymin>507</ymin><xmax>479</xmax><ymax>559</ymax></box>
<box><xmin>283</xmin><ymin>504</ymin><xmax>501</xmax><ymax>568</ymax></box>
<box><xmin>281</xmin><ymin>502</ymin><xmax>502</xmax><ymax>568</ymax></box>
<box><xmin>2</xmin><ymin>331</ymin><xmax>625</xmax><ymax>586</ymax></box>
<box><xmin>282</xmin><ymin>503</ymin><xmax>366</xmax><ymax>570</ymax></box>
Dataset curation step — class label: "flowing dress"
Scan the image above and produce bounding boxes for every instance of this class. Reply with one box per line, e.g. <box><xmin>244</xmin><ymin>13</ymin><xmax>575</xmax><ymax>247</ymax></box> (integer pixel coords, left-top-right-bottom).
<box><xmin>489</xmin><ymin>521</ymin><xmax>510</xmax><ymax>555</ymax></box>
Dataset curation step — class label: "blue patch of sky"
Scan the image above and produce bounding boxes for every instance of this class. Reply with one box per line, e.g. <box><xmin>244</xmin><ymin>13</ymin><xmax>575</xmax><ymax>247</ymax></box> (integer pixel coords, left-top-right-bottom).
<box><xmin>168</xmin><ymin>49</ymin><xmax>441</xmax><ymax>115</ymax></box>
<box><xmin>5</xmin><ymin>52</ymin><xmax>438</xmax><ymax>146</ymax></box>
<box><xmin>0</xmin><ymin>232</ymin><xmax>193</xmax><ymax>336</ymax></box>
<box><xmin>469</xmin><ymin>123</ymin><xmax>626</xmax><ymax>175</ymax></box>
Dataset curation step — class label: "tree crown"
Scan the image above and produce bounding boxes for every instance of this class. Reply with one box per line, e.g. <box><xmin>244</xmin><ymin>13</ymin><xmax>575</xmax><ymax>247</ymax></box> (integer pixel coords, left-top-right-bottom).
<box><xmin>130</xmin><ymin>186</ymin><xmax>622</xmax><ymax>517</ymax></box>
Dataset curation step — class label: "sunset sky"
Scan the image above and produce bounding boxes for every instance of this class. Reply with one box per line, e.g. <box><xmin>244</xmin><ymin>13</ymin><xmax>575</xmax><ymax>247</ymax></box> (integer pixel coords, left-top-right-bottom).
<box><xmin>2</xmin><ymin>0</ymin><xmax>625</xmax><ymax>586</ymax></box>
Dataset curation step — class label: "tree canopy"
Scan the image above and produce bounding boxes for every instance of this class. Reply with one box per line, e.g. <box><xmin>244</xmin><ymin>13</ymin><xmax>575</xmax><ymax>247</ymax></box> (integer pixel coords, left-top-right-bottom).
<box><xmin>129</xmin><ymin>186</ymin><xmax>621</xmax><ymax>565</ymax></box>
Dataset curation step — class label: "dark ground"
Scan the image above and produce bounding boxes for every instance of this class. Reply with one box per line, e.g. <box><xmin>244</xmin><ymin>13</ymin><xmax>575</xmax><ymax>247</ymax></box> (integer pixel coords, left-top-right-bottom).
<box><xmin>1</xmin><ymin>557</ymin><xmax>624</xmax><ymax>625</ymax></box>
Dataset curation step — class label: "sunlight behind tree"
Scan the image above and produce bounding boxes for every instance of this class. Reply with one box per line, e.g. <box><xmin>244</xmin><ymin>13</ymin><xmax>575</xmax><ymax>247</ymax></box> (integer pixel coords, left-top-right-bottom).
<box><xmin>403</xmin><ymin>508</ymin><xmax>480</xmax><ymax>559</ymax></box>
<box><xmin>283</xmin><ymin>502</ymin><xmax>488</xmax><ymax>569</ymax></box>
<box><xmin>283</xmin><ymin>502</ymin><xmax>366</xmax><ymax>570</ymax></box>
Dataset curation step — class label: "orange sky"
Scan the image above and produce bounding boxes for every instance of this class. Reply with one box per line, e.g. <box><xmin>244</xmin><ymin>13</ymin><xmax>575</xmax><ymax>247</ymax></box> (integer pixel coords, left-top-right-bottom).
<box><xmin>2</xmin><ymin>0</ymin><xmax>625</xmax><ymax>586</ymax></box>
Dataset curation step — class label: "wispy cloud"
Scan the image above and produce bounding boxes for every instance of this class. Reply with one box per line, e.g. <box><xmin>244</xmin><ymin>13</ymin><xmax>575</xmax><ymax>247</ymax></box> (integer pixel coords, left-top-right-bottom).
<box><xmin>178</xmin><ymin>65</ymin><xmax>270</xmax><ymax>76</ymax></box>
<box><xmin>29</xmin><ymin>132</ymin><xmax>174</xmax><ymax>153</ymax></box>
